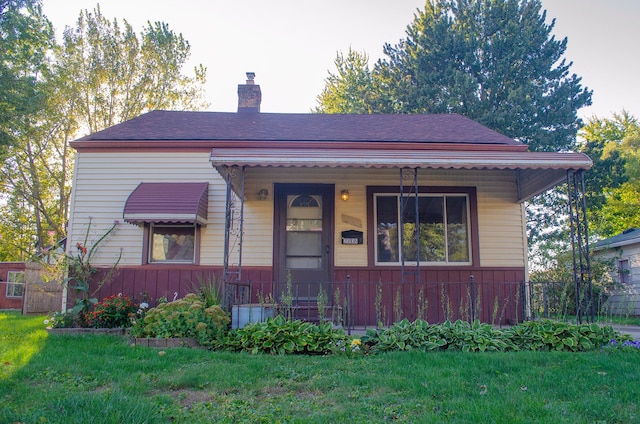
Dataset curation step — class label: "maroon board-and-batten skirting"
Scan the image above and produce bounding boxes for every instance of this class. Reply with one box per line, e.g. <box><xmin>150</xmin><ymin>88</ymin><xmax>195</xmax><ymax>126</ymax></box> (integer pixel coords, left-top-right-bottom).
<box><xmin>82</xmin><ymin>265</ymin><xmax>526</xmax><ymax>326</ymax></box>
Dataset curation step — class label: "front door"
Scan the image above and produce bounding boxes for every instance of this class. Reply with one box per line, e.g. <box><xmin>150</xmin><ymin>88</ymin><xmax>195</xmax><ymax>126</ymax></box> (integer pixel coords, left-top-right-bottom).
<box><xmin>274</xmin><ymin>184</ymin><xmax>334</xmax><ymax>299</ymax></box>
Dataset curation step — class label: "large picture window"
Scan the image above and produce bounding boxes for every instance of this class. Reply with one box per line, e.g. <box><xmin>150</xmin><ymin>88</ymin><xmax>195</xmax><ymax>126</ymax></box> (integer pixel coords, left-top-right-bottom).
<box><xmin>6</xmin><ymin>271</ymin><xmax>24</xmax><ymax>297</ymax></box>
<box><xmin>149</xmin><ymin>224</ymin><xmax>196</xmax><ymax>263</ymax></box>
<box><xmin>375</xmin><ymin>193</ymin><xmax>470</xmax><ymax>265</ymax></box>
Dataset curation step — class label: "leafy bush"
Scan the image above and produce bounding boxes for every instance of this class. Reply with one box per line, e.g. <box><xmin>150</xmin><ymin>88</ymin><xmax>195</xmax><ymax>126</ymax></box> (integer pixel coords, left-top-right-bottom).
<box><xmin>217</xmin><ymin>315</ymin><xmax>350</xmax><ymax>355</ymax></box>
<box><xmin>85</xmin><ymin>294</ymin><xmax>138</xmax><ymax>328</ymax></box>
<box><xmin>130</xmin><ymin>293</ymin><xmax>230</xmax><ymax>346</ymax></box>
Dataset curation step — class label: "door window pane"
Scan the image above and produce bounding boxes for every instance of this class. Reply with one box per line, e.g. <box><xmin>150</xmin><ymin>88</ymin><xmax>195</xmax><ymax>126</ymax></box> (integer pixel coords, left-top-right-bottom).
<box><xmin>286</xmin><ymin>195</ymin><xmax>322</xmax><ymax>269</ymax></box>
<box><xmin>287</xmin><ymin>232</ymin><xmax>322</xmax><ymax>256</ymax></box>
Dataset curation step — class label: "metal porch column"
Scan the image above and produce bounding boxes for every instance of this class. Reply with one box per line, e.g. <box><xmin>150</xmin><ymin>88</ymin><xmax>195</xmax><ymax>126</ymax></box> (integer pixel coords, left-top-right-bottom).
<box><xmin>567</xmin><ymin>169</ymin><xmax>594</xmax><ymax>323</ymax></box>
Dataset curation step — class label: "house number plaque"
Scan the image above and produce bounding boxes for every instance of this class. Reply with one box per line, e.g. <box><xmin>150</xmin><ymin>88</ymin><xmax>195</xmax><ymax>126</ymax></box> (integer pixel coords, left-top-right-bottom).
<box><xmin>341</xmin><ymin>229</ymin><xmax>363</xmax><ymax>245</ymax></box>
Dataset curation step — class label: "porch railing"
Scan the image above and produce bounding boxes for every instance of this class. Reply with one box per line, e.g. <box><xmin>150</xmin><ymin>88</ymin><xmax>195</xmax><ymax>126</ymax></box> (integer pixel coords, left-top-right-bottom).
<box><xmin>229</xmin><ymin>277</ymin><xmax>527</xmax><ymax>332</ymax></box>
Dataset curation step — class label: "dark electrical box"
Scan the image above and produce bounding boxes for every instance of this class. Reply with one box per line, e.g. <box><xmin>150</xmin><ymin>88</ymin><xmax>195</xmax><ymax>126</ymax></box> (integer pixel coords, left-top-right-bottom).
<box><xmin>341</xmin><ymin>230</ymin><xmax>363</xmax><ymax>245</ymax></box>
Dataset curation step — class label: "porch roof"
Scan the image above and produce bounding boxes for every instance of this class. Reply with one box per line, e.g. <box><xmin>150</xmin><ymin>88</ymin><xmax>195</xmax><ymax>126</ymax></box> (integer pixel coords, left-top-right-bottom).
<box><xmin>209</xmin><ymin>147</ymin><xmax>592</xmax><ymax>202</ymax></box>
<box><xmin>123</xmin><ymin>182</ymin><xmax>209</xmax><ymax>225</ymax></box>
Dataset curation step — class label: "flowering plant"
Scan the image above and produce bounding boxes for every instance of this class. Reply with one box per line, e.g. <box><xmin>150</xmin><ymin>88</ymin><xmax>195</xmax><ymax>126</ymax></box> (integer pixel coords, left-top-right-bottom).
<box><xmin>333</xmin><ymin>337</ymin><xmax>367</xmax><ymax>357</ymax></box>
<box><xmin>44</xmin><ymin>310</ymin><xmax>74</xmax><ymax>328</ymax></box>
<box><xmin>608</xmin><ymin>339</ymin><xmax>640</xmax><ymax>350</ymax></box>
<box><xmin>84</xmin><ymin>294</ymin><xmax>139</xmax><ymax>328</ymax></box>
<box><xmin>64</xmin><ymin>219</ymin><xmax>120</xmax><ymax>326</ymax></box>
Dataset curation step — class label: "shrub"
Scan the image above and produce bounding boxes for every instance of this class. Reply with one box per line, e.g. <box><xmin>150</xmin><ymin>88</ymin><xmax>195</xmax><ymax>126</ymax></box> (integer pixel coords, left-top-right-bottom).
<box><xmin>130</xmin><ymin>293</ymin><xmax>230</xmax><ymax>346</ymax></box>
<box><xmin>85</xmin><ymin>294</ymin><xmax>138</xmax><ymax>328</ymax></box>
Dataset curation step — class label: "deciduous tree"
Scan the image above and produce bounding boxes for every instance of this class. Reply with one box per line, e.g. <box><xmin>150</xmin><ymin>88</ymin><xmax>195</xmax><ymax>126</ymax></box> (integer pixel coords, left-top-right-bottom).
<box><xmin>58</xmin><ymin>6</ymin><xmax>208</xmax><ymax>134</ymax></box>
<box><xmin>581</xmin><ymin>112</ymin><xmax>640</xmax><ymax>237</ymax></box>
<box><xmin>0</xmin><ymin>5</ymin><xmax>208</xmax><ymax>260</ymax></box>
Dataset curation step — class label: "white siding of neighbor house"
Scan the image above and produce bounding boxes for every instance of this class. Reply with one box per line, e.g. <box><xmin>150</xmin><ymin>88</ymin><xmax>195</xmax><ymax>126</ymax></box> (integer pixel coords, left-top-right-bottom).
<box><xmin>69</xmin><ymin>152</ymin><xmax>526</xmax><ymax>268</ymax></box>
<box><xmin>594</xmin><ymin>244</ymin><xmax>640</xmax><ymax>315</ymax></box>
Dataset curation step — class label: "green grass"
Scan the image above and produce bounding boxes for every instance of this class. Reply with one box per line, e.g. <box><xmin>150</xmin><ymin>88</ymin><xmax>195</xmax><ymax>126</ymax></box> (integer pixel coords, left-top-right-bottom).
<box><xmin>1</xmin><ymin>311</ymin><xmax>639</xmax><ymax>423</ymax></box>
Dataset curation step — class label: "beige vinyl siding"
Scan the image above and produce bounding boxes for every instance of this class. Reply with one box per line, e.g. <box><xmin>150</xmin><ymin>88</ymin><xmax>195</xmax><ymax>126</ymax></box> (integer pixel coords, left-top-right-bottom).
<box><xmin>70</xmin><ymin>153</ymin><xmax>526</xmax><ymax>269</ymax></box>
<box><xmin>68</xmin><ymin>152</ymin><xmax>227</xmax><ymax>266</ymax></box>
<box><xmin>243</xmin><ymin>167</ymin><xmax>526</xmax><ymax>268</ymax></box>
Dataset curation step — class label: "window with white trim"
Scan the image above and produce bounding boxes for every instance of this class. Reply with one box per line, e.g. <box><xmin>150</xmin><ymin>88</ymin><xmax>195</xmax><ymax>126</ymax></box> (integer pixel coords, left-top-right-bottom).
<box><xmin>149</xmin><ymin>224</ymin><xmax>196</xmax><ymax>263</ymax></box>
<box><xmin>6</xmin><ymin>271</ymin><xmax>25</xmax><ymax>297</ymax></box>
<box><xmin>375</xmin><ymin>193</ymin><xmax>470</xmax><ymax>265</ymax></box>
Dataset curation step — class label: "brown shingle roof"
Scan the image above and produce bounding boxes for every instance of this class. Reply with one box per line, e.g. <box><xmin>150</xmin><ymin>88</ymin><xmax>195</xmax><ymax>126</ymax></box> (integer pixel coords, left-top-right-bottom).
<box><xmin>76</xmin><ymin>110</ymin><xmax>519</xmax><ymax>145</ymax></box>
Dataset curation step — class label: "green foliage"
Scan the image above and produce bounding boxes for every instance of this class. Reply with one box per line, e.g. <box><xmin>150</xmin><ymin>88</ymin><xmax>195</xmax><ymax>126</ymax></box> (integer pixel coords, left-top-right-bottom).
<box><xmin>129</xmin><ymin>293</ymin><xmax>230</xmax><ymax>346</ymax></box>
<box><xmin>316</xmin><ymin>0</ymin><xmax>591</xmax><ymax>153</ymax></box>
<box><xmin>362</xmin><ymin>318</ymin><xmax>629</xmax><ymax>353</ymax></box>
<box><xmin>0</xmin><ymin>0</ymin><xmax>59</xmax><ymax>260</ymax></box>
<box><xmin>0</xmin><ymin>5</ymin><xmax>208</xmax><ymax>261</ymax></box>
<box><xmin>280</xmin><ymin>271</ymin><xmax>294</xmax><ymax>321</ymax></box>
<box><xmin>218</xmin><ymin>315</ymin><xmax>350</xmax><ymax>355</ymax></box>
<box><xmin>3</xmin><ymin>312</ymin><xmax>640</xmax><ymax>422</ymax></box>
<box><xmin>529</xmin><ymin>253</ymin><xmax>618</xmax><ymax>318</ymax></box>
<box><xmin>508</xmin><ymin>319</ymin><xmax>625</xmax><ymax>352</ymax></box>
<box><xmin>316</xmin><ymin>286</ymin><xmax>327</xmax><ymax>322</ymax></box>
<box><xmin>314</xmin><ymin>48</ymin><xmax>378</xmax><ymax>114</ymax></box>
<box><xmin>59</xmin><ymin>6</ymin><xmax>208</xmax><ymax>134</ymax></box>
<box><xmin>84</xmin><ymin>294</ymin><xmax>138</xmax><ymax>329</ymax></box>
<box><xmin>581</xmin><ymin>112</ymin><xmax>640</xmax><ymax>237</ymax></box>
<box><xmin>62</xmin><ymin>219</ymin><xmax>120</xmax><ymax>326</ymax></box>
<box><xmin>189</xmin><ymin>273</ymin><xmax>222</xmax><ymax>307</ymax></box>
<box><xmin>45</xmin><ymin>310</ymin><xmax>74</xmax><ymax>329</ymax></box>
<box><xmin>0</xmin><ymin>0</ymin><xmax>53</xmax><ymax>151</ymax></box>
<box><xmin>363</xmin><ymin>319</ymin><xmax>512</xmax><ymax>353</ymax></box>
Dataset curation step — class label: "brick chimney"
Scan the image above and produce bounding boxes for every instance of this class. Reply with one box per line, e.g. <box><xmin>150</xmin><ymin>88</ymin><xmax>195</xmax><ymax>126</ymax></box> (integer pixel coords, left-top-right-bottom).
<box><xmin>237</xmin><ymin>72</ymin><xmax>261</xmax><ymax>113</ymax></box>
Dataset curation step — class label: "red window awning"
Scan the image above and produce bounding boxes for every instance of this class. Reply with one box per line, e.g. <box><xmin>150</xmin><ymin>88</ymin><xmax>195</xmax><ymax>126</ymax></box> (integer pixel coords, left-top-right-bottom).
<box><xmin>123</xmin><ymin>182</ymin><xmax>209</xmax><ymax>225</ymax></box>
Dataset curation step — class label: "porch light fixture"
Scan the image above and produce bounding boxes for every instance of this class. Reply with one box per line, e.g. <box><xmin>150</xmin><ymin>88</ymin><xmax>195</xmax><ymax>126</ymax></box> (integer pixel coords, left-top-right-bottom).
<box><xmin>257</xmin><ymin>188</ymin><xmax>269</xmax><ymax>200</ymax></box>
<box><xmin>340</xmin><ymin>189</ymin><xmax>350</xmax><ymax>201</ymax></box>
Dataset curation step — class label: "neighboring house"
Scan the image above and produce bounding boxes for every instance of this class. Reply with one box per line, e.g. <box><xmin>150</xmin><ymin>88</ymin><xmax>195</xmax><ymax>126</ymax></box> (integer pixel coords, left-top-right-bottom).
<box><xmin>66</xmin><ymin>74</ymin><xmax>592</xmax><ymax>326</ymax></box>
<box><xmin>0</xmin><ymin>262</ymin><xmax>25</xmax><ymax>310</ymax></box>
<box><xmin>593</xmin><ymin>228</ymin><xmax>640</xmax><ymax>315</ymax></box>
<box><xmin>0</xmin><ymin>253</ymin><xmax>65</xmax><ymax>313</ymax></box>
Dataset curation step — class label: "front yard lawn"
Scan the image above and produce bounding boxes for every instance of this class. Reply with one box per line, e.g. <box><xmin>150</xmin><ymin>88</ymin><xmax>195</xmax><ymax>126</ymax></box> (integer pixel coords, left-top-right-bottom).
<box><xmin>1</xmin><ymin>312</ymin><xmax>638</xmax><ymax>423</ymax></box>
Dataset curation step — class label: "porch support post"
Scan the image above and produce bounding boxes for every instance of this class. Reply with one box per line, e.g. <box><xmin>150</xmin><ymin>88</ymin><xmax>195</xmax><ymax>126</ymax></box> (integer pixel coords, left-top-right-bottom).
<box><xmin>567</xmin><ymin>170</ymin><xmax>593</xmax><ymax>323</ymax></box>
<box><xmin>399</xmin><ymin>168</ymin><xmax>420</xmax><ymax>285</ymax></box>
<box><xmin>221</xmin><ymin>166</ymin><xmax>245</xmax><ymax>310</ymax></box>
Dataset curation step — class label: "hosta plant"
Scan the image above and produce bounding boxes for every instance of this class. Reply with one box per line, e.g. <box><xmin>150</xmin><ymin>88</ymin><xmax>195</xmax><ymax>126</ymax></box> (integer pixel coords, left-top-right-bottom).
<box><xmin>218</xmin><ymin>315</ymin><xmax>350</xmax><ymax>355</ymax></box>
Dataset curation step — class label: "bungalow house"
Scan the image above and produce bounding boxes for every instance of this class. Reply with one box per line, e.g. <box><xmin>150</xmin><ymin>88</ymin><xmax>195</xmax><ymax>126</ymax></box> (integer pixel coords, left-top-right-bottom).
<box><xmin>592</xmin><ymin>228</ymin><xmax>640</xmax><ymax>315</ymax></box>
<box><xmin>66</xmin><ymin>74</ymin><xmax>592</xmax><ymax>326</ymax></box>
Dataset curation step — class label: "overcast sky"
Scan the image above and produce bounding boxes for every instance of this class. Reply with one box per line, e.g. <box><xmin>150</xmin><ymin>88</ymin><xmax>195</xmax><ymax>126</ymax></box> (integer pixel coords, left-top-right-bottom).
<box><xmin>42</xmin><ymin>0</ymin><xmax>640</xmax><ymax>121</ymax></box>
